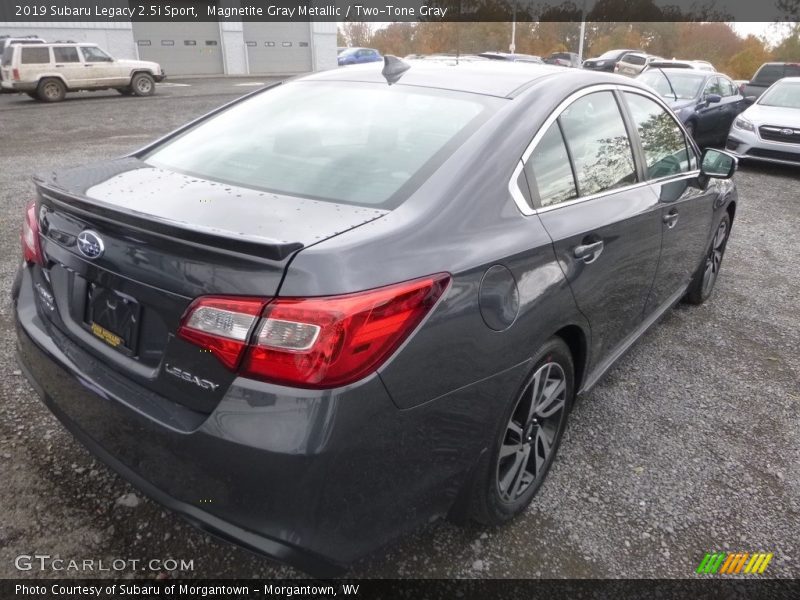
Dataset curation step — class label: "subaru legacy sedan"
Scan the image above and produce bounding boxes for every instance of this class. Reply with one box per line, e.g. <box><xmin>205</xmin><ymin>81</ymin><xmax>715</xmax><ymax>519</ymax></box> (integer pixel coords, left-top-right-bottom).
<box><xmin>13</xmin><ymin>60</ymin><xmax>737</xmax><ymax>575</ymax></box>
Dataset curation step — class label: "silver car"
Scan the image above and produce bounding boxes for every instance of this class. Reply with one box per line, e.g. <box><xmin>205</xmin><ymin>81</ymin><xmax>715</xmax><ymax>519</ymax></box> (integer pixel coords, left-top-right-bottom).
<box><xmin>726</xmin><ymin>77</ymin><xmax>800</xmax><ymax>166</ymax></box>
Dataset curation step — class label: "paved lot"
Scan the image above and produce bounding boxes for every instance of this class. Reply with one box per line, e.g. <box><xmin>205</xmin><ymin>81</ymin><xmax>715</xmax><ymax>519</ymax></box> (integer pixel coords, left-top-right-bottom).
<box><xmin>0</xmin><ymin>78</ymin><xmax>798</xmax><ymax>579</ymax></box>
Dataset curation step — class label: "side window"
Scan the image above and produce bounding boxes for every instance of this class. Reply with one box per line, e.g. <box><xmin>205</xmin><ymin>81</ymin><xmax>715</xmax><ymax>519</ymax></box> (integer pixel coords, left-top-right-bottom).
<box><xmin>720</xmin><ymin>78</ymin><xmax>737</xmax><ymax>96</ymax></box>
<box><xmin>786</xmin><ymin>65</ymin><xmax>800</xmax><ymax>77</ymax></box>
<box><xmin>524</xmin><ymin>121</ymin><xmax>578</xmax><ymax>209</ymax></box>
<box><xmin>704</xmin><ymin>77</ymin><xmax>723</xmax><ymax>96</ymax></box>
<box><xmin>21</xmin><ymin>46</ymin><xmax>50</xmax><ymax>64</ymax></box>
<box><xmin>53</xmin><ymin>47</ymin><xmax>79</xmax><ymax>63</ymax></box>
<box><xmin>558</xmin><ymin>91</ymin><xmax>637</xmax><ymax>197</ymax></box>
<box><xmin>80</xmin><ymin>46</ymin><xmax>112</xmax><ymax>62</ymax></box>
<box><xmin>624</xmin><ymin>92</ymin><xmax>692</xmax><ymax>179</ymax></box>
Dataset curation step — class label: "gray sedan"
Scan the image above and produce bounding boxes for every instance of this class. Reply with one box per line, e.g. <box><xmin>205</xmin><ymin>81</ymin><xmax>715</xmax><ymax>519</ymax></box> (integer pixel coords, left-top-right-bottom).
<box><xmin>13</xmin><ymin>59</ymin><xmax>737</xmax><ymax>575</ymax></box>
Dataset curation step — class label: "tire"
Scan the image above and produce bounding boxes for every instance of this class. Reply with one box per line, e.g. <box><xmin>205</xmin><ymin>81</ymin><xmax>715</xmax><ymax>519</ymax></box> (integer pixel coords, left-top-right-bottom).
<box><xmin>685</xmin><ymin>212</ymin><xmax>731</xmax><ymax>305</ymax></box>
<box><xmin>117</xmin><ymin>87</ymin><xmax>133</xmax><ymax>96</ymax></box>
<box><xmin>467</xmin><ymin>337</ymin><xmax>574</xmax><ymax>526</ymax></box>
<box><xmin>26</xmin><ymin>92</ymin><xmax>38</xmax><ymax>99</ymax></box>
<box><xmin>37</xmin><ymin>78</ymin><xmax>66</xmax><ymax>102</ymax></box>
<box><xmin>130</xmin><ymin>73</ymin><xmax>155</xmax><ymax>97</ymax></box>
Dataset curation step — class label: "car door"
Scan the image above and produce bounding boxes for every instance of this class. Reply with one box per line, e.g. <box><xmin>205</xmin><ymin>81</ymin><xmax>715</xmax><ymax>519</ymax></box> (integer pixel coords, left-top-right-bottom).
<box><xmin>621</xmin><ymin>91</ymin><xmax>716</xmax><ymax>314</ymax></box>
<box><xmin>51</xmin><ymin>46</ymin><xmax>86</xmax><ymax>88</ymax></box>
<box><xmin>695</xmin><ymin>77</ymin><xmax>725</xmax><ymax>143</ymax></box>
<box><xmin>520</xmin><ymin>89</ymin><xmax>663</xmax><ymax>363</ymax></box>
<box><xmin>79</xmin><ymin>46</ymin><xmax>116</xmax><ymax>87</ymax></box>
<box><xmin>718</xmin><ymin>77</ymin><xmax>745</xmax><ymax>134</ymax></box>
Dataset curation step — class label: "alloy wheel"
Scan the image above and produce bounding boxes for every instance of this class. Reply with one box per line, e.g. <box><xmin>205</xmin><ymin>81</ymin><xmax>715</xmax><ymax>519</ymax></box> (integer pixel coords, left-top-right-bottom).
<box><xmin>136</xmin><ymin>77</ymin><xmax>153</xmax><ymax>94</ymax></box>
<box><xmin>496</xmin><ymin>361</ymin><xmax>567</xmax><ymax>503</ymax></box>
<box><xmin>702</xmin><ymin>219</ymin><xmax>728</xmax><ymax>297</ymax></box>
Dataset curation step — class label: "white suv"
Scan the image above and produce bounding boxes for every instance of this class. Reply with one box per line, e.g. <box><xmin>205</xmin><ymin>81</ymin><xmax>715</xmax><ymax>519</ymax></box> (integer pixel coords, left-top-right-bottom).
<box><xmin>0</xmin><ymin>42</ymin><xmax>165</xmax><ymax>101</ymax></box>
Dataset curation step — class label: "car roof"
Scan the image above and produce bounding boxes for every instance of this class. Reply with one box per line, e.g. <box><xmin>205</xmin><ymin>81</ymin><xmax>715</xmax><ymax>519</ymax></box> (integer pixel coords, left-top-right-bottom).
<box><xmin>302</xmin><ymin>60</ymin><xmax>633</xmax><ymax>98</ymax></box>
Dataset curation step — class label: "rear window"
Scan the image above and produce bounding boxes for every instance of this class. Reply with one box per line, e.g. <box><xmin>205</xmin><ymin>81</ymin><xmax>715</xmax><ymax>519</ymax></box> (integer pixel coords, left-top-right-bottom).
<box><xmin>753</xmin><ymin>64</ymin><xmax>783</xmax><ymax>85</ymax></box>
<box><xmin>623</xmin><ymin>54</ymin><xmax>646</xmax><ymax>65</ymax></box>
<box><xmin>21</xmin><ymin>46</ymin><xmax>50</xmax><ymax>64</ymax></box>
<box><xmin>144</xmin><ymin>81</ymin><xmax>497</xmax><ymax>208</ymax></box>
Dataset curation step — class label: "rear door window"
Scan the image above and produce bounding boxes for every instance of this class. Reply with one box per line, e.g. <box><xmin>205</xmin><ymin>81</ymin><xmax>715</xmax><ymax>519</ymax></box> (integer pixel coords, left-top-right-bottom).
<box><xmin>21</xmin><ymin>46</ymin><xmax>50</xmax><ymax>64</ymax></box>
<box><xmin>558</xmin><ymin>91</ymin><xmax>638</xmax><ymax>196</ymax></box>
<box><xmin>53</xmin><ymin>47</ymin><xmax>80</xmax><ymax>63</ymax></box>
<box><xmin>524</xmin><ymin>122</ymin><xmax>578</xmax><ymax>208</ymax></box>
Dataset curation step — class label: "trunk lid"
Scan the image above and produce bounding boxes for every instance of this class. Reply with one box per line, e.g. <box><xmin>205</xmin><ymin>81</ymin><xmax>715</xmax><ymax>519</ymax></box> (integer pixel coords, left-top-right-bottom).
<box><xmin>33</xmin><ymin>158</ymin><xmax>387</xmax><ymax>413</ymax></box>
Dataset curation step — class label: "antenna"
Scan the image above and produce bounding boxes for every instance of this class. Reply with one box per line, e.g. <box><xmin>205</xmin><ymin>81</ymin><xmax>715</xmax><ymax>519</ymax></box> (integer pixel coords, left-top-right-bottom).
<box><xmin>382</xmin><ymin>55</ymin><xmax>411</xmax><ymax>85</ymax></box>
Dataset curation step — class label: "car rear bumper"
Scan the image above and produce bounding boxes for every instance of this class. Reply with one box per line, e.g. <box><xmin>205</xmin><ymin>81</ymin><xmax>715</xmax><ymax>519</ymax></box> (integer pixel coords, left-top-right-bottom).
<box><xmin>13</xmin><ymin>263</ymin><xmax>523</xmax><ymax>574</ymax></box>
<box><xmin>726</xmin><ymin>129</ymin><xmax>800</xmax><ymax>166</ymax></box>
<box><xmin>1</xmin><ymin>80</ymin><xmax>37</xmax><ymax>92</ymax></box>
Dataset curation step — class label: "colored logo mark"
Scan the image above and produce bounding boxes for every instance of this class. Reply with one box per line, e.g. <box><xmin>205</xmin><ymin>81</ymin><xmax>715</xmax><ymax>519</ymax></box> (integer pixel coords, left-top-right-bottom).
<box><xmin>697</xmin><ymin>552</ymin><xmax>773</xmax><ymax>575</ymax></box>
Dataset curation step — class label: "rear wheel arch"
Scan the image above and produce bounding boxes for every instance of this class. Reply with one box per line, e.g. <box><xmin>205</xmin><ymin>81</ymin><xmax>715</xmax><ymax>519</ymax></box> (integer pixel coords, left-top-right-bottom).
<box><xmin>554</xmin><ymin>324</ymin><xmax>588</xmax><ymax>392</ymax></box>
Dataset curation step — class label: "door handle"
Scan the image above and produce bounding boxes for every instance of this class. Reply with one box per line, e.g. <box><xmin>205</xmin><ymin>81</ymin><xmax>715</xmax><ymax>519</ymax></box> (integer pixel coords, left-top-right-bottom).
<box><xmin>573</xmin><ymin>240</ymin><xmax>604</xmax><ymax>262</ymax></box>
<box><xmin>663</xmin><ymin>211</ymin><xmax>679</xmax><ymax>228</ymax></box>
<box><xmin>55</xmin><ymin>64</ymin><xmax>64</xmax><ymax>68</ymax></box>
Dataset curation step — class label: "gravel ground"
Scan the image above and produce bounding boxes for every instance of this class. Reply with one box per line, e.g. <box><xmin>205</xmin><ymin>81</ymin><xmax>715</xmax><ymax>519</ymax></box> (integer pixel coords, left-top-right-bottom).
<box><xmin>0</xmin><ymin>79</ymin><xmax>798</xmax><ymax>579</ymax></box>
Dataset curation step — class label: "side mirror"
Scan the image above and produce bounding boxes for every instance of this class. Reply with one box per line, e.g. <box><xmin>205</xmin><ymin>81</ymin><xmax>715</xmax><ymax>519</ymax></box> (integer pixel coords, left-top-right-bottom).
<box><xmin>744</xmin><ymin>95</ymin><xmax>757</xmax><ymax>104</ymax></box>
<box><xmin>701</xmin><ymin>148</ymin><xmax>737</xmax><ymax>179</ymax></box>
<box><xmin>706</xmin><ymin>93</ymin><xmax>722</xmax><ymax>104</ymax></box>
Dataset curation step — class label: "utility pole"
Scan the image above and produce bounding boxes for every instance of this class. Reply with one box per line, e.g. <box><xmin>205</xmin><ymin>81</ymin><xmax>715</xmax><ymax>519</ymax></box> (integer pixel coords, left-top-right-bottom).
<box><xmin>578</xmin><ymin>0</ymin><xmax>587</xmax><ymax>61</ymax></box>
<box><xmin>510</xmin><ymin>2</ymin><xmax>516</xmax><ymax>53</ymax></box>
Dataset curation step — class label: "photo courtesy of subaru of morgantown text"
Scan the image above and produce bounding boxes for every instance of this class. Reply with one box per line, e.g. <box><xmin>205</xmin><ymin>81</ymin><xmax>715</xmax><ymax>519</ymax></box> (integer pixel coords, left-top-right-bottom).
<box><xmin>12</xmin><ymin>57</ymin><xmax>739</xmax><ymax>574</ymax></box>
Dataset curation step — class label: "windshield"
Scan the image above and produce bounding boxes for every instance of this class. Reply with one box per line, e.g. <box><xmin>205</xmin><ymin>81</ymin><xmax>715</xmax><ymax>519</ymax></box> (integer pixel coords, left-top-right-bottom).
<box><xmin>759</xmin><ymin>81</ymin><xmax>800</xmax><ymax>108</ymax></box>
<box><xmin>638</xmin><ymin>71</ymin><xmax>706</xmax><ymax>100</ymax></box>
<box><xmin>597</xmin><ymin>50</ymin><xmax>624</xmax><ymax>60</ymax></box>
<box><xmin>144</xmin><ymin>81</ymin><xmax>497</xmax><ymax>208</ymax></box>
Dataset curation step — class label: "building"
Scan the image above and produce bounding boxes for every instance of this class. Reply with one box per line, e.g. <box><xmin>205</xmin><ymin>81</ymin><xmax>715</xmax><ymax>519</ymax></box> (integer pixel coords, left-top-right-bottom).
<box><xmin>0</xmin><ymin>18</ymin><xmax>337</xmax><ymax>77</ymax></box>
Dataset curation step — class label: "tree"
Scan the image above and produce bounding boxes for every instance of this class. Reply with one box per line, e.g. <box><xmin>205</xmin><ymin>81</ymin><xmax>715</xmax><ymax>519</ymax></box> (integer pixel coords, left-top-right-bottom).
<box><xmin>337</xmin><ymin>27</ymin><xmax>347</xmax><ymax>47</ymax></box>
<box><xmin>726</xmin><ymin>35</ymin><xmax>773</xmax><ymax>79</ymax></box>
<box><xmin>772</xmin><ymin>23</ymin><xmax>800</xmax><ymax>61</ymax></box>
<box><xmin>341</xmin><ymin>22</ymin><xmax>372</xmax><ymax>47</ymax></box>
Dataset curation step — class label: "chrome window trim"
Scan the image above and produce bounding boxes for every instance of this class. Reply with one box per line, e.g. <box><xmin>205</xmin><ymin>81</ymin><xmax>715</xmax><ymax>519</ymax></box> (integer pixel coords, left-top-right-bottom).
<box><xmin>510</xmin><ymin>83</ymin><xmax>700</xmax><ymax>217</ymax></box>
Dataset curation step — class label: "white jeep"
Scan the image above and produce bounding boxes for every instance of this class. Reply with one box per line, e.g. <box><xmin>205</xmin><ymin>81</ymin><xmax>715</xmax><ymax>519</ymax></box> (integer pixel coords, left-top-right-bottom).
<box><xmin>0</xmin><ymin>42</ymin><xmax>165</xmax><ymax>101</ymax></box>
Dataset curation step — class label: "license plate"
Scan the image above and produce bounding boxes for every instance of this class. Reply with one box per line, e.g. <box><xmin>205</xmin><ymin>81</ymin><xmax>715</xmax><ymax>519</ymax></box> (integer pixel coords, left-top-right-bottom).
<box><xmin>85</xmin><ymin>284</ymin><xmax>141</xmax><ymax>354</ymax></box>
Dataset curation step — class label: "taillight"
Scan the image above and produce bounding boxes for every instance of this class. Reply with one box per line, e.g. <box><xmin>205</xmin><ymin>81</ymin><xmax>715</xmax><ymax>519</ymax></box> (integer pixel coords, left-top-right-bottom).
<box><xmin>12</xmin><ymin>68</ymin><xmax>20</xmax><ymax>81</ymax></box>
<box><xmin>178</xmin><ymin>296</ymin><xmax>267</xmax><ymax>369</ymax></box>
<box><xmin>21</xmin><ymin>200</ymin><xmax>44</xmax><ymax>265</ymax></box>
<box><xmin>178</xmin><ymin>274</ymin><xmax>450</xmax><ymax>389</ymax></box>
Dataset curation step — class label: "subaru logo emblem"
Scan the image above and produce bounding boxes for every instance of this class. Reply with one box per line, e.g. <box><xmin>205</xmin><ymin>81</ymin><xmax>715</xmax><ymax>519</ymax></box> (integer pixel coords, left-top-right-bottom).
<box><xmin>76</xmin><ymin>230</ymin><xmax>104</xmax><ymax>260</ymax></box>
<box><xmin>780</xmin><ymin>128</ymin><xmax>794</xmax><ymax>136</ymax></box>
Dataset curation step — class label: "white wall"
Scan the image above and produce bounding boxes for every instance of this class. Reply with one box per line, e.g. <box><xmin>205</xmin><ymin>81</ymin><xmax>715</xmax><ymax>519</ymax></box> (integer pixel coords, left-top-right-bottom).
<box><xmin>311</xmin><ymin>21</ymin><xmax>337</xmax><ymax>72</ymax></box>
<box><xmin>0</xmin><ymin>22</ymin><xmax>137</xmax><ymax>59</ymax></box>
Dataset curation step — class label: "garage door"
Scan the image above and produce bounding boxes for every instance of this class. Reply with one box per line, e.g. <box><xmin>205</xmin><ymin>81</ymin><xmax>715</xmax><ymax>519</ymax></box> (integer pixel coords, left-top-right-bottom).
<box><xmin>244</xmin><ymin>23</ymin><xmax>312</xmax><ymax>75</ymax></box>
<box><xmin>132</xmin><ymin>21</ymin><xmax>223</xmax><ymax>76</ymax></box>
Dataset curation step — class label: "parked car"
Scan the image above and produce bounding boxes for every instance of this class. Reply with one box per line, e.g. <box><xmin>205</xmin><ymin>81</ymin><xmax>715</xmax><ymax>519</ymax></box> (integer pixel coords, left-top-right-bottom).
<box><xmin>13</xmin><ymin>60</ymin><xmax>737</xmax><ymax>576</ymax></box>
<box><xmin>337</xmin><ymin>46</ymin><xmax>348</xmax><ymax>55</ymax></box>
<box><xmin>614</xmin><ymin>52</ymin><xmax>662</xmax><ymax>77</ymax></box>
<box><xmin>478</xmin><ymin>51</ymin><xmax>544</xmax><ymax>64</ymax></box>
<box><xmin>741</xmin><ymin>62</ymin><xmax>800</xmax><ymax>99</ymax></box>
<box><xmin>644</xmin><ymin>59</ymin><xmax>715</xmax><ymax>72</ymax></box>
<box><xmin>582</xmin><ymin>48</ymin><xmax>635</xmax><ymax>71</ymax></box>
<box><xmin>0</xmin><ymin>42</ymin><xmax>164</xmax><ymax>101</ymax></box>
<box><xmin>0</xmin><ymin>35</ymin><xmax>45</xmax><ymax>92</ymax></box>
<box><xmin>337</xmin><ymin>47</ymin><xmax>382</xmax><ymax>66</ymax></box>
<box><xmin>726</xmin><ymin>77</ymin><xmax>800</xmax><ymax>166</ymax></box>
<box><xmin>544</xmin><ymin>52</ymin><xmax>581</xmax><ymax>68</ymax></box>
<box><xmin>637</xmin><ymin>68</ymin><xmax>745</xmax><ymax>145</ymax></box>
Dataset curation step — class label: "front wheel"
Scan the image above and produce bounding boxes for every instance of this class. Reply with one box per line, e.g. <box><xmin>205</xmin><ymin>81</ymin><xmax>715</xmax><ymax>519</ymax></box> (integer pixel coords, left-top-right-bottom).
<box><xmin>130</xmin><ymin>73</ymin><xmax>155</xmax><ymax>96</ymax></box>
<box><xmin>467</xmin><ymin>337</ymin><xmax>574</xmax><ymax>525</ymax></box>
<box><xmin>685</xmin><ymin>213</ymin><xmax>731</xmax><ymax>305</ymax></box>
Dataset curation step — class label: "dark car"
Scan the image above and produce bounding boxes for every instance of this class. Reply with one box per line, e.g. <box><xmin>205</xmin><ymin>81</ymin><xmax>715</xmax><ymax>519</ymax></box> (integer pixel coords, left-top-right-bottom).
<box><xmin>637</xmin><ymin>68</ymin><xmax>746</xmax><ymax>146</ymax></box>
<box><xmin>544</xmin><ymin>52</ymin><xmax>581</xmax><ymax>68</ymax></box>
<box><xmin>13</xmin><ymin>60</ymin><xmax>737</xmax><ymax>576</ymax></box>
<box><xmin>742</xmin><ymin>62</ymin><xmax>800</xmax><ymax>99</ymax></box>
<box><xmin>582</xmin><ymin>48</ymin><xmax>635</xmax><ymax>71</ymax></box>
<box><xmin>337</xmin><ymin>47</ymin><xmax>382</xmax><ymax>66</ymax></box>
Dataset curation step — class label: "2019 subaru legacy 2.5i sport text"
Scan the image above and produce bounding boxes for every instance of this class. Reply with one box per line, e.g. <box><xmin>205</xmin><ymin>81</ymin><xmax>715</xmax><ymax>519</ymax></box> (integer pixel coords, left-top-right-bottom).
<box><xmin>13</xmin><ymin>59</ymin><xmax>738</xmax><ymax>575</ymax></box>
